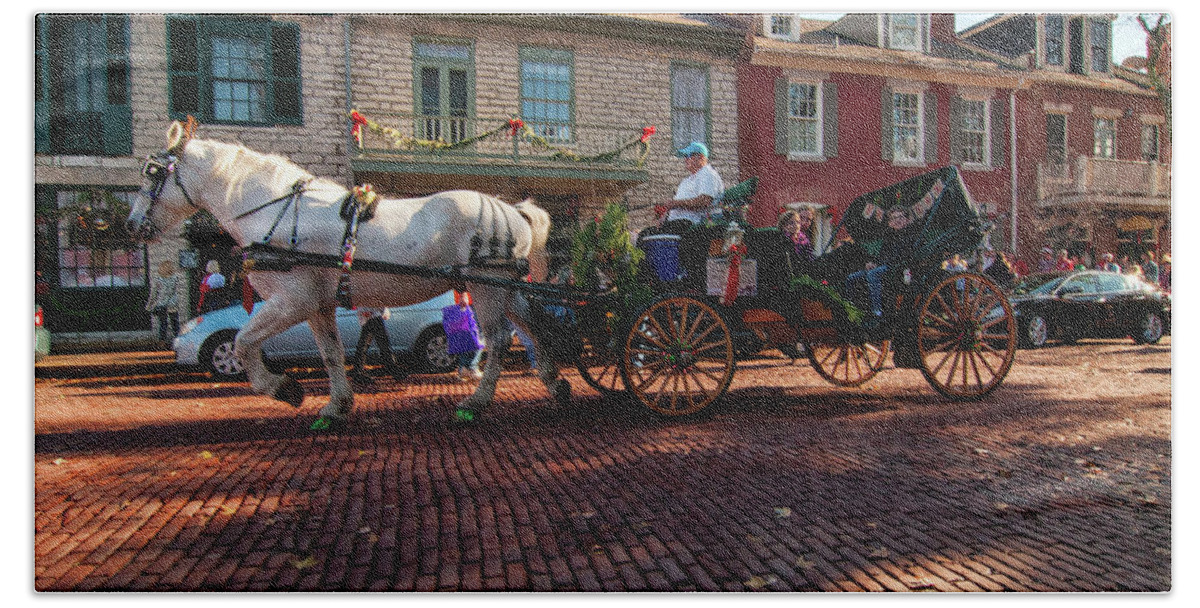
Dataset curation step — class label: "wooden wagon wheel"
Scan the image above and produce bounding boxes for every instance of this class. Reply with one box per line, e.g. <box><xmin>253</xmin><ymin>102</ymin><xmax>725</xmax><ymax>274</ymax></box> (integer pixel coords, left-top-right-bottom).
<box><xmin>576</xmin><ymin>333</ymin><xmax>625</xmax><ymax>396</ymax></box>
<box><xmin>620</xmin><ymin>296</ymin><xmax>735</xmax><ymax>417</ymax></box>
<box><xmin>916</xmin><ymin>272</ymin><xmax>1016</xmax><ymax>400</ymax></box>
<box><xmin>807</xmin><ymin>339</ymin><xmax>891</xmax><ymax>387</ymax></box>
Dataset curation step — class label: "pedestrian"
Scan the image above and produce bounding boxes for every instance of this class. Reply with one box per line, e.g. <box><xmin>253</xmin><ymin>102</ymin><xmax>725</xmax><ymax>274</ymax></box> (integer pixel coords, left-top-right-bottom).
<box><xmin>443</xmin><ymin>290</ymin><xmax>483</xmax><ymax>382</ymax></box>
<box><xmin>1098</xmin><ymin>253</ymin><xmax>1121</xmax><ymax>273</ymax></box>
<box><xmin>1159</xmin><ymin>254</ymin><xmax>1171</xmax><ymax>292</ymax></box>
<box><xmin>1037</xmin><ymin>246</ymin><xmax>1056</xmax><ymax>273</ymax></box>
<box><xmin>1141</xmin><ymin>251</ymin><xmax>1159</xmax><ymax>284</ymax></box>
<box><xmin>1009</xmin><ymin>254</ymin><xmax>1030</xmax><ymax>278</ymax></box>
<box><xmin>145</xmin><ymin>260</ymin><xmax>183</xmax><ymax>344</ymax></box>
<box><xmin>1118</xmin><ymin>254</ymin><xmax>1133</xmax><ymax>273</ymax></box>
<box><xmin>1055</xmin><ymin>249</ymin><xmax>1075</xmax><ymax>272</ymax></box>
<box><xmin>349</xmin><ymin>306</ymin><xmax>406</xmax><ymax>383</ymax></box>
<box><xmin>509</xmin><ymin>322</ymin><xmax>538</xmax><ymax>375</ymax></box>
<box><xmin>196</xmin><ymin>260</ymin><xmax>226</xmax><ymax>313</ymax></box>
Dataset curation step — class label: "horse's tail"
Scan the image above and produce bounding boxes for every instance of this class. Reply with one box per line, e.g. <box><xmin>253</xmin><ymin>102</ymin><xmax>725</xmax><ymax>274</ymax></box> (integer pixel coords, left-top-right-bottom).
<box><xmin>515</xmin><ymin>199</ymin><xmax>551</xmax><ymax>282</ymax></box>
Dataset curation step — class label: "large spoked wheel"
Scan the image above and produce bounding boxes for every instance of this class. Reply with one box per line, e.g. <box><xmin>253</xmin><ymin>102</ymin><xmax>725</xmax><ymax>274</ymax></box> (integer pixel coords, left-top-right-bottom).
<box><xmin>576</xmin><ymin>334</ymin><xmax>626</xmax><ymax>396</ymax></box>
<box><xmin>620</xmin><ymin>296</ymin><xmax>735</xmax><ymax>417</ymax></box>
<box><xmin>916</xmin><ymin>273</ymin><xmax>1016</xmax><ymax>400</ymax></box>
<box><xmin>808</xmin><ymin>340</ymin><xmax>891</xmax><ymax>387</ymax></box>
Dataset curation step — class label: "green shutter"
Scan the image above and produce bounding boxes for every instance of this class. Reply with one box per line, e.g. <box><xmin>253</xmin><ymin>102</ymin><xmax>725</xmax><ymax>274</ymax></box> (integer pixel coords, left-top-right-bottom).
<box><xmin>990</xmin><ymin>97</ymin><xmax>1007</xmax><ymax>168</ymax></box>
<box><xmin>949</xmin><ymin>97</ymin><xmax>964</xmax><ymax>166</ymax></box>
<box><xmin>270</xmin><ymin>21</ymin><xmax>302</xmax><ymax>125</ymax></box>
<box><xmin>102</xmin><ymin>15</ymin><xmax>132</xmax><ymax>156</ymax></box>
<box><xmin>923</xmin><ymin>90</ymin><xmax>938</xmax><ymax>165</ymax></box>
<box><xmin>880</xmin><ymin>87</ymin><xmax>893</xmax><ymax>162</ymax></box>
<box><xmin>35</xmin><ymin>15</ymin><xmax>48</xmax><ymax>154</ymax></box>
<box><xmin>774</xmin><ymin>77</ymin><xmax>788</xmax><ymax>156</ymax></box>
<box><xmin>167</xmin><ymin>16</ymin><xmax>202</xmax><ymax>120</ymax></box>
<box><xmin>822</xmin><ymin>81</ymin><xmax>838</xmax><ymax>158</ymax></box>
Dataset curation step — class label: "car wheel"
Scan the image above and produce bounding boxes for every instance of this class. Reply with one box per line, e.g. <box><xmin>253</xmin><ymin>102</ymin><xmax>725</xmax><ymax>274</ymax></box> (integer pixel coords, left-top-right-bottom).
<box><xmin>414</xmin><ymin>327</ymin><xmax>456</xmax><ymax>373</ymax></box>
<box><xmin>1022</xmin><ymin>315</ymin><xmax>1049</xmax><ymax>348</ymax></box>
<box><xmin>1133</xmin><ymin>311</ymin><xmax>1164</xmax><ymax>344</ymax></box>
<box><xmin>200</xmin><ymin>331</ymin><xmax>246</xmax><ymax>379</ymax></box>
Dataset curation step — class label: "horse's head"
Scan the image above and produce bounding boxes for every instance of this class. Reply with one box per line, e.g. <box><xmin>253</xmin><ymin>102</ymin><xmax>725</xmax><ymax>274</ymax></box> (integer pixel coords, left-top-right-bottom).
<box><xmin>126</xmin><ymin>120</ymin><xmax>203</xmax><ymax>243</ymax></box>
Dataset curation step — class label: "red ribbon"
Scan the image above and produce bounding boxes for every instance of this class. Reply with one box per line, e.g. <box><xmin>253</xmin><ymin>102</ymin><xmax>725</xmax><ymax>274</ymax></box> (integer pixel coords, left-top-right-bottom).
<box><xmin>640</xmin><ymin>125</ymin><xmax>657</xmax><ymax>143</ymax></box>
<box><xmin>508</xmin><ymin>118</ymin><xmax>525</xmax><ymax>136</ymax></box>
<box><xmin>722</xmin><ymin>245</ymin><xmax>746</xmax><ymax>307</ymax></box>
<box><xmin>242</xmin><ymin>279</ymin><xmax>255</xmax><ymax>314</ymax></box>
<box><xmin>350</xmin><ymin>110</ymin><xmax>369</xmax><ymax>147</ymax></box>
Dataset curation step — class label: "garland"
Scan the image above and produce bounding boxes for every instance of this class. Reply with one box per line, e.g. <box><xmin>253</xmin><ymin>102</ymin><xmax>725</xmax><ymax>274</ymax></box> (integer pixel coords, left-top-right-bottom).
<box><xmin>789</xmin><ymin>274</ymin><xmax>865</xmax><ymax>325</ymax></box>
<box><xmin>350</xmin><ymin>110</ymin><xmax>654</xmax><ymax>167</ymax></box>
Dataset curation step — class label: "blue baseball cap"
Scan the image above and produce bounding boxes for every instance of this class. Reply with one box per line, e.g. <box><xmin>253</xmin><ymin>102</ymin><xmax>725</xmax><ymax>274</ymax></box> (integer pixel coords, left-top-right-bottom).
<box><xmin>676</xmin><ymin>141</ymin><xmax>709</xmax><ymax>158</ymax></box>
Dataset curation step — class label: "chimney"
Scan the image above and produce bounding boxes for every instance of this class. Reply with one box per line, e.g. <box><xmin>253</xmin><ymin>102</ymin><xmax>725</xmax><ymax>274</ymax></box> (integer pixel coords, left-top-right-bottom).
<box><xmin>930</xmin><ymin>13</ymin><xmax>957</xmax><ymax>42</ymax></box>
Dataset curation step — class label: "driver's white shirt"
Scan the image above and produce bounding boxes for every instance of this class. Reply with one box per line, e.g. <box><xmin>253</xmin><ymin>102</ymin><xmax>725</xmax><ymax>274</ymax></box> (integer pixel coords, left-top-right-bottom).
<box><xmin>668</xmin><ymin>164</ymin><xmax>724</xmax><ymax>225</ymax></box>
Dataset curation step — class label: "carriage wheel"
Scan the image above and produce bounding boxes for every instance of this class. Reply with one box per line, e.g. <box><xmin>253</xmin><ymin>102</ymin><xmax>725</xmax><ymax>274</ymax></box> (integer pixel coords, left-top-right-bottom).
<box><xmin>576</xmin><ymin>334</ymin><xmax>626</xmax><ymax>396</ymax></box>
<box><xmin>621</xmin><ymin>296</ymin><xmax>735</xmax><ymax>417</ymax></box>
<box><xmin>808</xmin><ymin>340</ymin><xmax>891</xmax><ymax>387</ymax></box>
<box><xmin>916</xmin><ymin>273</ymin><xmax>1016</xmax><ymax>400</ymax></box>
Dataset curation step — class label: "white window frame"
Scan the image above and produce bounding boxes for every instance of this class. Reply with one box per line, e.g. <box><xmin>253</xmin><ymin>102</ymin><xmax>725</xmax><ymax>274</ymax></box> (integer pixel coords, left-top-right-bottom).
<box><xmin>1141</xmin><ymin>123</ymin><xmax>1160</xmax><ymax>162</ymax></box>
<box><xmin>1093</xmin><ymin>117</ymin><xmax>1116</xmax><ymax>159</ymax></box>
<box><xmin>892</xmin><ymin>89</ymin><xmax>924</xmax><ymax>165</ymax></box>
<box><xmin>958</xmin><ymin>95</ymin><xmax>991</xmax><ymax>169</ymax></box>
<box><xmin>786</xmin><ymin>78</ymin><xmax>824</xmax><ymax>160</ymax></box>
<box><xmin>767</xmin><ymin>14</ymin><xmax>794</xmax><ymax>40</ymax></box>
<box><xmin>888</xmin><ymin>14</ymin><xmax>921</xmax><ymax>51</ymax></box>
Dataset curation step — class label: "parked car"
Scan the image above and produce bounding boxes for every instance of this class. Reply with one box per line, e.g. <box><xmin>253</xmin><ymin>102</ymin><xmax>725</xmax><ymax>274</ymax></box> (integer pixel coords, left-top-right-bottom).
<box><xmin>1009</xmin><ymin>271</ymin><xmax>1170</xmax><ymax>348</ymax></box>
<box><xmin>174</xmin><ymin>292</ymin><xmax>457</xmax><ymax>378</ymax></box>
<box><xmin>35</xmin><ymin>304</ymin><xmax>50</xmax><ymax>361</ymax></box>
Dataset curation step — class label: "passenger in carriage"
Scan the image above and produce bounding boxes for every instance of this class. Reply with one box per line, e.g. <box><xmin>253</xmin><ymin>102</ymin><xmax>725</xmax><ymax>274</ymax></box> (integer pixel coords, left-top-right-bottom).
<box><xmin>778</xmin><ymin>208</ymin><xmax>815</xmax><ymax>266</ymax></box>
<box><xmin>845</xmin><ymin>205</ymin><xmax>919</xmax><ymax>324</ymax></box>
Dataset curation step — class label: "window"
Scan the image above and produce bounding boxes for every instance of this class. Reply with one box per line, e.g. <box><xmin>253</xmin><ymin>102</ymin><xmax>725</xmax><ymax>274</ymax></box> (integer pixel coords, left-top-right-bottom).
<box><xmin>35</xmin><ymin>15</ymin><xmax>131</xmax><ymax>155</ymax></box>
<box><xmin>957</xmin><ymin>99</ymin><xmax>990</xmax><ymax>166</ymax></box>
<box><xmin>1046</xmin><ymin>114</ymin><xmax>1068</xmax><ymax>164</ymax></box>
<box><xmin>1093</xmin><ymin>118</ymin><xmax>1116</xmax><ymax>158</ymax></box>
<box><xmin>769</xmin><ymin>15</ymin><xmax>793</xmax><ymax>38</ymax></box>
<box><xmin>415</xmin><ymin>40</ymin><xmax>474</xmax><ymax>143</ymax></box>
<box><xmin>1141</xmin><ymin>124</ymin><xmax>1160</xmax><ymax>161</ymax></box>
<box><xmin>166</xmin><ymin>16</ymin><xmax>302</xmax><ymax>126</ymax></box>
<box><xmin>893</xmin><ymin>92</ymin><xmax>923</xmax><ymax>162</ymax></box>
<box><xmin>787</xmin><ymin>82</ymin><xmax>822</xmax><ymax>157</ymax></box>
<box><xmin>889</xmin><ymin>14</ymin><xmax>920</xmax><ymax>51</ymax></box>
<box><xmin>671</xmin><ymin>63</ymin><xmax>710</xmax><ymax>150</ymax></box>
<box><xmin>55</xmin><ymin>190</ymin><xmax>146</xmax><ymax>289</ymax></box>
<box><xmin>520</xmin><ymin>48</ymin><xmax>573</xmax><ymax>143</ymax></box>
<box><xmin>1045</xmin><ymin>15</ymin><xmax>1065</xmax><ymax>66</ymax></box>
<box><xmin>1090</xmin><ymin>19</ymin><xmax>1111</xmax><ymax>73</ymax></box>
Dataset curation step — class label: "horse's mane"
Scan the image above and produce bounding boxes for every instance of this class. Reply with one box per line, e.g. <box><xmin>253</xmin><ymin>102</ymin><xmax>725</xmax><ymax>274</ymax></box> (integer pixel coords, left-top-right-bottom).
<box><xmin>199</xmin><ymin>138</ymin><xmax>342</xmax><ymax>194</ymax></box>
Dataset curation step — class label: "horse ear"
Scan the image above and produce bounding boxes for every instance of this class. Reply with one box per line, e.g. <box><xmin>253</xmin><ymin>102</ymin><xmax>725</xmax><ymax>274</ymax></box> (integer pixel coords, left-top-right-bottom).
<box><xmin>166</xmin><ymin>119</ymin><xmax>192</xmax><ymax>155</ymax></box>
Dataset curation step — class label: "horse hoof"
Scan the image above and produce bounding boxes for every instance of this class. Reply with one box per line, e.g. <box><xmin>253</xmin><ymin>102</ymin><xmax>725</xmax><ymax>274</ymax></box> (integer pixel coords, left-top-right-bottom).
<box><xmin>454</xmin><ymin>408</ymin><xmax>479</xmax><ymax>423</ymax></box>
<box><xmin>554</xmin><ymin>379</ymin><xmax>572</xmax><ymax>407</ymax></box>
<box><xmin>309</xmin><ymin>416</ymin><xmax>346</xmax><ymax>432</ymax></box>
<box><xmin>274</xmin><ymin>377</ymin><xmax>305</xmax><ymax>408</ymax></box>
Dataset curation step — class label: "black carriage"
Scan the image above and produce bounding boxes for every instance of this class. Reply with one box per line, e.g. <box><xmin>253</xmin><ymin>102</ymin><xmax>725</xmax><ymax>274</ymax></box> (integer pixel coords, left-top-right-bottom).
<box><xmin>566</xmin><ymin>166</ymin><xmax>1018</xmax><ymax>416</ymax></box>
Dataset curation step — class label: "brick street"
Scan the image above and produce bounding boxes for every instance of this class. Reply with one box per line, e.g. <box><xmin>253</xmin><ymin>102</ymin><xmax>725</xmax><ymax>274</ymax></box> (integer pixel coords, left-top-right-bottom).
<box><xmin>34</xmin><ymin>339</ymin><xmax>1171</xmax><ymax>592</ymax></box>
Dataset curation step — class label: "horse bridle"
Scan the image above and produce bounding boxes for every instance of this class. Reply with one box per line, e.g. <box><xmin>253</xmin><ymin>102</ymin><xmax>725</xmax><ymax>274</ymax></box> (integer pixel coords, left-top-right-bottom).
<box><xmin>140</xmin><ymin>150</ymin><xmax>200</xmax><ymax>210</ymax></box>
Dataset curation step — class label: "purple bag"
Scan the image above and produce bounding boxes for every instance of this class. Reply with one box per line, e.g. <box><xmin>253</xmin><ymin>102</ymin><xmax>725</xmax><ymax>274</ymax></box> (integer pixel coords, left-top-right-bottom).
<box><xmin>442</xmin><ymin>305</ymin><xmax>483</xmax><ymax>355</ymax></box>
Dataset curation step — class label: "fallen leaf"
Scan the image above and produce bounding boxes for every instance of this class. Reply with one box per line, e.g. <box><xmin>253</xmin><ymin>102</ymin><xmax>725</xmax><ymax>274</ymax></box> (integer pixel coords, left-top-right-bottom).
<box><xmin>773</xmin><ymin>507</ymin><xmax>792</xmax><ymax>518</ymax></box>
<box><xmin>51</xmin><ymin>458</ymin><xmax>66</xmax><ymax>466</ymax></box>
<box><xmin>745</xmin><ymin>574</ymin><xmax>777</xmax><ymax>589</ymax></box>
<box><xmin>794</xmin><ymin>557</ymin><xmax>815</xmax><ymax>569</ymax></box>
<box><xmin>220</xmin><ymin>506</ymin><xmax>237</xmax><ymax>516</ymax></box>
<box><xmin>199</xmin><ymin>451</ymin><xmax>215</xmax><ymax>460</ymax></box>
<box><xmin>869</xmin><ymin>547</ymin><xmax>889</xmax><ymax>558</ymax></box>
<box><xmin>358</xmin><ymin>526</ymin><xmax>372</xmax><ymax>534</ymax></box>
<box><xmin>292</xmin><ymin>555</ymin><xmax>318</xmax><ymax>570</ymax></box>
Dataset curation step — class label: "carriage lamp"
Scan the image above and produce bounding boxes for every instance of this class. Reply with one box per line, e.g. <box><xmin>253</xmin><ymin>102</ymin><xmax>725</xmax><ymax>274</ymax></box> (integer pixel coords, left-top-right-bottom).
<box><xmin>722</xmin><ymin>221</ymin><xmax>745</xmax><ymax>255</ymax></box>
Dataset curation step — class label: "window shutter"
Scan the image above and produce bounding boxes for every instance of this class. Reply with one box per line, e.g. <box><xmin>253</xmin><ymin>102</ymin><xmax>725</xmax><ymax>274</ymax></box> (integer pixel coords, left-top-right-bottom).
<box><xmin>990</xmin><ymin>97</ymin><xmax>1007</xmax><ymax>168</ymax></box>
<box><xmin>949</xmin><ymin>97</ymin><xmax>964</xmax><ymax>165</ymax></box>
<box><xmin>923</xmin><ymin>90</ymin><xmax>938</xmax><ymax>165</ymax></box>
<box><xmin>823</xmin><ymin>81</ymin><xmax>838</xmax><ymax>158</ymax></box>
<box><xmin>102</xmin><ymin>15</ymin><xmax>132</xmax><ymax>156</ymax></box>
<box><xmin>774</xmin><ymin>77</ymin><xmax>788</xmax><ymax>156</ymax></box>
<box><xmin>35</xmin><ymin>15</ymin><xmax>48</xmax><ymax>154</ymax></box>
<box><xmin>270</xmin><ymin>22</ymin><xmax>303</xmax><ymax>125</ymax></box>
<box><xmin>167</xmin><ymin>17</ymin><xmax>202</xmax><ymax>120</ymax></box>
<box><xmin>880</xmin><ymin>87</ymin><xmax>894</xmax><ymax>162</ymax></box>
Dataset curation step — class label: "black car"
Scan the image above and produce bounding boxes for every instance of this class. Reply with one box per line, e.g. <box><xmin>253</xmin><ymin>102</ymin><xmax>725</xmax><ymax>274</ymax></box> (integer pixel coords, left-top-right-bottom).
<box><xmin>1009</xmin><ymin>270</ymin><xmax>1170</xmax><ymax>348</ymax></box>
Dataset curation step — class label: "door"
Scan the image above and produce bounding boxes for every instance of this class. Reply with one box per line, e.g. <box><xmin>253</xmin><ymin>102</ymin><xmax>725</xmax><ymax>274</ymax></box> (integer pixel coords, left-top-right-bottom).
<box><xmin>1055</xmin><ymin>273</ymin><xmax>1100</xmax><ymax>339</ymax></box>
<box><xmin>413</xmin><ymin>41</ymin><xmax>473</xmax><ymax>144</ymax></box>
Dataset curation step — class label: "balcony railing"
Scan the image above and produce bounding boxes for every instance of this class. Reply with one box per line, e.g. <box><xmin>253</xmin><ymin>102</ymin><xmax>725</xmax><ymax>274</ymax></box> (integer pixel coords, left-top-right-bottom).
<box><xmin>1038</xmin><ymin>156</ymin><xmax>1171</xmax><ymax>200</ymax></box>
<box><xmin>351</xmin><ymin>111</ymin><xmax>652</xmax><ymax>170</ymax></box>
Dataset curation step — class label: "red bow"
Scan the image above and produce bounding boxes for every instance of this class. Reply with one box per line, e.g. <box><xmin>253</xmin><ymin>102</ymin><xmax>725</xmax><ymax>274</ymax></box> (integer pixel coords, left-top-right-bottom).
<box><xmin>350</xmin><ymin>110</ymin><xmax>369</xmax><ymax>147</ymax></box>
<box><xmin>721</xmin><ymin>245</ymin><xmax>747</xmax><ymax>307</ymax></box>
<box><xmin>641</xmin><ymin>125</ymin><xmax>657</xmax><ymax>143</ymax></box>
<box><xmin>508</xmin><ymin>118</ymin><xmax>525</xmax><ymax>136</ymax></box>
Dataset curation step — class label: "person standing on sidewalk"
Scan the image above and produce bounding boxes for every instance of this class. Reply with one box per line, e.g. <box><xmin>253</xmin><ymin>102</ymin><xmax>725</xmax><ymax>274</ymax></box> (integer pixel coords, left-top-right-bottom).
<box><xmin>349</xmin><ymin>307</ymin><xmax>406</xmax><ymax>383</ymax></box>
<box><xmin>145</xmin><ymin>260</ymin><xmax>184</xmax><ymax>345</ymax></box>
<box><xmin>444</xmin><ymin>291</ymin><xmax>483</xmax><ymax>382</ymax></box>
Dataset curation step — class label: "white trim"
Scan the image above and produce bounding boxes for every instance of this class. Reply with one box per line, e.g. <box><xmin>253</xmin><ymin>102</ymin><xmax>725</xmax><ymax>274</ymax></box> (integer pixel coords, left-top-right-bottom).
<box><xmin>1140</xmin><ymin>114</ymin><xmax>1166</xmax><ymax>125</ymax></box>
<box><xmin>957</xmin><ymin>86</ymin><xmax>994</xmax><ymax>102</ymax></box>
<box><xmin>887</xmin><ymin>13</ymin><xmax>921</xmax><ymax>51</ymax></box>
<box><xmin>888</xmin><ymin>78</ymin><xmax>928</xmax><ymax>94</ymax></box>
<box><xmin>959</xmin><ymin>97</ymin><xmax>992</xmax><ymax>170</ymax></box>
<box><xmin>891</xmin><ymin>90</ymin><xmax>925</xmax><ymax>165</ymax></box>
<box><xmin>1092</xmin><ymin>106</ymin><xmax>1122</xmax><ymax>120</ymax></box>
<box><xmin>1044</xmin><ymin>102</ymin><xmax>1073</xmax><ymax>114</ymax></box>
<box><xmin>785</xmin><ymin>78</ymin><xmax>825</xmax><ymax>161</ymax></box>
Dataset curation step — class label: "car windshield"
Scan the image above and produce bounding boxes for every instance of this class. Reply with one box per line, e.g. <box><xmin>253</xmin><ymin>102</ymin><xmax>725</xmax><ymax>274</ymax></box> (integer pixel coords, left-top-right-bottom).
<box><xmin>1012</xmin><ymin>273</ymin><xmax>1067</xmax><ymax>296</ymax></box>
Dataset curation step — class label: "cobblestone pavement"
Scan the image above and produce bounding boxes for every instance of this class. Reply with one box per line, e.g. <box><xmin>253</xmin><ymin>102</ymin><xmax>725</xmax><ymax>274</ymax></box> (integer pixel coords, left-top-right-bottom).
<box><xmin>34</xmin><ymin>339</ymin><xmax>1171</xmax><ymax>592</ymax></box>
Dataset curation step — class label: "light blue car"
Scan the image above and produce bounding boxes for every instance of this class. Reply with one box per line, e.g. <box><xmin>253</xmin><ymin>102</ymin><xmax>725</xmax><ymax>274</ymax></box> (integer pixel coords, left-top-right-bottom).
<box><xmin>173</xmin><ymin>292</ymin><xmax>457</xmax><ymax>378</ymax></box>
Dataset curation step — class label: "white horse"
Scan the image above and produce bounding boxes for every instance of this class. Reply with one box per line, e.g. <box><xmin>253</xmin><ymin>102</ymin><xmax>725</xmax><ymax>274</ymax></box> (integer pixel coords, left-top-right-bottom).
<box><xmin>127</xmin><ymin>121</ymin><xmax>564</xmax><ymax>427</ymax></box>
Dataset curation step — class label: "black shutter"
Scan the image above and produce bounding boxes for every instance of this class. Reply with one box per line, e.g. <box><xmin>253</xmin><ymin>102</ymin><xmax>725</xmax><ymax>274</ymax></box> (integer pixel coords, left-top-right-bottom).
<box><xmin>101</xmin><ymin>15</ymin><xmax>132</xmax><ymax>156</ymax></box>
<box><xmin>949</xmin><ymin>97</ymin><xmax>964</xmax><ymax>165</ymax></box>
<box><xmin>923</xmin><ymin>90</ymin><xmax>938</xmax><ymax>165</ymax></box>
<box><xmin>880</xmin><ymin>87</ymin><xmax>893</xmax><ymax>162</ymax></box>
<box><xmin>35</xmin><ymin>15</ymin><xmax>48</xmax><ymax>153</ymax></box>
<box><xmin>823</xmin><ymin>81</ymin><xmax>838</xmax><ymax>158</ymax></box>
<box><xmin>774</xmin><ymin>77</ymin><xmax>788</xmax><ymax>156</ymax></box>
<box><xmin>167</xmin><ymin>17</ymin><xmax>201</xmax><ymax>119</ymax></box>
<box><xmin>270</xmin><ymin>22</ymin><xmax>302</xmax><ymax>125</ymax></box>
<box><xmin>990</xmin><ymin>96</ymin><xmax>1007</xmax><ymax>168</ymax></box>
